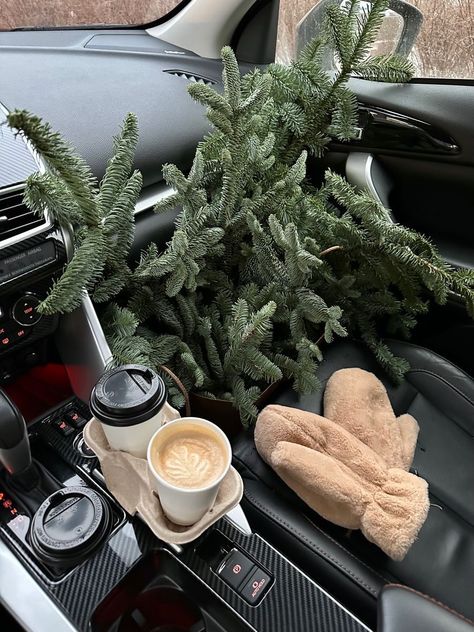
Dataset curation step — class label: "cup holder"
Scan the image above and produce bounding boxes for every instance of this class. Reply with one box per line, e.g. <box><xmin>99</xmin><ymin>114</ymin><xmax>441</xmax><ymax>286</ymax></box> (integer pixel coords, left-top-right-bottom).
<box><xmin>116</xmin><ymin>586</ymin><xmax>204</xmax><ymax>632</ymax></box>
<box><xmin>91</xmin><ymin>550</ymin><xmax>253</xmax><ymax>632</ymax></box>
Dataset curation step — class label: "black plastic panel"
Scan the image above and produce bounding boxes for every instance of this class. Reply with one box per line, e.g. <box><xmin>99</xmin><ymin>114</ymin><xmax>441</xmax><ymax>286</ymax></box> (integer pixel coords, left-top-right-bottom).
<box><xmin>346</xmin><ymin>78</ymin><xmax>474</xmax><ymax>164</ymax></box>
<box><xmin>0</xmin><ymin>109</ymin><xmax>38</xmax><ymax>189</ymax></box>
<box><xmin>0</xmin><ymin>398</ymin><xmax>368</xmax><ymax>632</ymax></box>
<box><xmin>346</xmin><ymin>105</ymin><xmax>460</xmax><ymax>156</ymax></box>
<box><xmin>0</xmin><ymin>30</ymin><xmax>225</xmax><ymax>187</ymax></box>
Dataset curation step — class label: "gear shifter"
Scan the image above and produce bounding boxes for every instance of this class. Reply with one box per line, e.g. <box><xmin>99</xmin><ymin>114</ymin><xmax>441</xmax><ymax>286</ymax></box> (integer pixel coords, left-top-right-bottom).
<box><xmin>0</xmin><ymin>391</ymin><xmax>112</xmax><ymax>571</ymax></box>
<box><xmin>0</xmin><ymin>389</ymin><xmax>33</xmax><ymax>478</ymax></box>
<box><xmin>0</xmin><ymin>389</ymin><xmax>60</xmax><ymax>512</ymax></box>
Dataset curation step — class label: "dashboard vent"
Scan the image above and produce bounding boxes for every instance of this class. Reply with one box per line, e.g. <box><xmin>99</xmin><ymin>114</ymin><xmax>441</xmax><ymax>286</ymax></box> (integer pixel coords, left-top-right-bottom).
<box><xmin>163</xmin><ymin>70</ymin><xmax>216</xmax><ymax>85</ymax></box>
<box><xmin>0</xmin><ymin>186</ymin><xmax>46</xmax><ymax>241</ymax></box>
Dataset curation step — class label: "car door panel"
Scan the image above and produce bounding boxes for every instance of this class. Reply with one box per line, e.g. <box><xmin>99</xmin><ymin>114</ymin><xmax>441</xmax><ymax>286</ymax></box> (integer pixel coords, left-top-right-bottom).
<box><xmin>326</xmin><ymin>80</ymin><xmax>474</xmax><ymax>267</ymax></box>
<box><xmin>326</xmin><ymin>79</ymin><xmax>474</xmax><ymax>372</ymax></box>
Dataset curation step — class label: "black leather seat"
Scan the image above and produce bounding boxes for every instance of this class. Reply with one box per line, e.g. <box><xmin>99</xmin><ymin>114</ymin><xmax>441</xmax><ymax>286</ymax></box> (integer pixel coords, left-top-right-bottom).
<box><xmin>232</xmin><ymin>340</ymin><xmax>474</xmax><ymax>628</ymax></box>
<box><xmin>377</xmin><ymin>584</ymin><xmax>474</xmax><ymax>632</ymax></box>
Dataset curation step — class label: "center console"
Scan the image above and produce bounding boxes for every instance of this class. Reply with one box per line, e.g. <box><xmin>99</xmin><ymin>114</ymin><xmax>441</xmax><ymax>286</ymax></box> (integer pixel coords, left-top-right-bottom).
<box><xmin>0</xmin><ymin>384</ymin><xmax>371</xmax><ymax>632</ymax></box>
<box><xmin>0</xmin><ymin>117</ymin><xmax>370</xmax><ymax>632</ymax></box>
<box><xmin>0</xmin><ymin>252</ymin><xmax>370</xmax><ymax>632</ymax></box>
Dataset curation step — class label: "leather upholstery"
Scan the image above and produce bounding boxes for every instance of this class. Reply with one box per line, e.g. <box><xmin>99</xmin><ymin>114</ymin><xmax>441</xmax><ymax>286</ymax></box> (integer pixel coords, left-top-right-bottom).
<box><xmin>377</xmin><ymin>585</ymin><xmax>474</xmax><ymax>632</ymax></box>
<box><xmin>232</xmin><ymin>340</ymin><xmax>474</xmax><ymax>627</ymax></box>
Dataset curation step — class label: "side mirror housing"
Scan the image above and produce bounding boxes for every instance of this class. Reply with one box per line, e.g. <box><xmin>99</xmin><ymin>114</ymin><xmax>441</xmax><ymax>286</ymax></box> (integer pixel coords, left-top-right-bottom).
<box><xmin>296</xmin><ymin>0</ymin><xmax>423</xmax><ymax>66</ymax></box>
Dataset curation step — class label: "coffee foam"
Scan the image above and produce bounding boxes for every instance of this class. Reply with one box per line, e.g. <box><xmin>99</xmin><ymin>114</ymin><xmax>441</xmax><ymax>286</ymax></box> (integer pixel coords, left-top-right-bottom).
<box><xmin>151</xmin><ymin>424</ymin><xmax>227</xmax><ymax>489</ymax></box>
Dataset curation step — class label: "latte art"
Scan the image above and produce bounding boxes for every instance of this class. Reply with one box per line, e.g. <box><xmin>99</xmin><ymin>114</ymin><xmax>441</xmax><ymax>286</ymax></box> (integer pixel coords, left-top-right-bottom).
<box><xmin>152</xmin><ymin>427</ymin><xmax>228</xmax><ymax>489</ymax></box>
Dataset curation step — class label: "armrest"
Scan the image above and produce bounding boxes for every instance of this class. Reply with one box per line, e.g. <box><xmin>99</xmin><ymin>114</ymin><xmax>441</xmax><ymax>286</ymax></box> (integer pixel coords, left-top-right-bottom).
<box><xmin>377</xmin><ymin>585</ymin><xmax>474</xmax><ymax>632</ymax></box>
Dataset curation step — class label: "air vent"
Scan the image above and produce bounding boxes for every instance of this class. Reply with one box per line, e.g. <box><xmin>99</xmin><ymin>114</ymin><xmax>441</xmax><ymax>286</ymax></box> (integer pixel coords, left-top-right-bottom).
<box><xmin>163</xmin><ymin>70</ymin><xmax>216</xmax><ymax>85</ymax></box>
<box><xmin>0</xmin><ymin>186</ymin><xmax>46</xmax><ymax>242</ymax></box>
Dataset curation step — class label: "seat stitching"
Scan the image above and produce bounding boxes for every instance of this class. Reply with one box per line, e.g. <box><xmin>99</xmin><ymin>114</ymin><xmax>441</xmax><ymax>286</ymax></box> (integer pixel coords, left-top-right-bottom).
<box><xmin>236</xmin><ymin>456</ymin><xmax>393</xmax><ymax>586</ymax></box>
<box><xmin>407</xmin><ymin>368</ymin><xmax>474</xmax><ymax>412</ymax></box>
<box><xmin>244</xmin><ymin>487</ymin><xmax>381</xmax><ymax>597</ymax></box>
<box><xmin>301</xmin><ymin>513</ymin><xmax>392</xmax><ymax>586</ymax></box>
<box><xmin>407</xmin><ymin>369</ymin><xmax>474</xmax><ymax>437</ymax></box>
<box><xmin>386</xmin><ymin>338</ymin><xmax>474</xmax><ymax>382</ymax></box>
<box><xmin>385</xmin><ymin>584</ymin><xmax>474</xmax><ymax>627</ymax></box>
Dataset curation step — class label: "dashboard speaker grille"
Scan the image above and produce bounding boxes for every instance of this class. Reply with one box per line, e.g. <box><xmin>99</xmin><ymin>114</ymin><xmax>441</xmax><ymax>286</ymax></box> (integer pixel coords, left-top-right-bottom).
<box><xmin>0</xmin><ymin>186</ymin><xmax>46</xmax><ymax>241</ymax></box>
<box><xmin>163</xmin><ymin>70</ymin><xmax>216</xmax><ymax>85</ymax></box>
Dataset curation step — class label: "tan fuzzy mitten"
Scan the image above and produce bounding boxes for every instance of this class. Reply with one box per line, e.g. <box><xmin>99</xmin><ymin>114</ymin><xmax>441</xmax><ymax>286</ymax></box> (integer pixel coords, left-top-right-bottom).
<box><xmin>324</xmin><ymin>368</ymin><xmax>419</xmax><ymax>470</ymax></box>
<box><xmin>255</xmin><ymin>404</ymin><xmax>429</xmax><ymax>561</ymax></box>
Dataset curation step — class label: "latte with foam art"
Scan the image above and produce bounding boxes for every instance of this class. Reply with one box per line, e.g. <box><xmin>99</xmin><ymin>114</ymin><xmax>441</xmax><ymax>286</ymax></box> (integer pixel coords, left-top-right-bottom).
<box><xmin>151</xmin><ymin>424</ymin><xmax>228</xmax><ymax>489</ymax></box>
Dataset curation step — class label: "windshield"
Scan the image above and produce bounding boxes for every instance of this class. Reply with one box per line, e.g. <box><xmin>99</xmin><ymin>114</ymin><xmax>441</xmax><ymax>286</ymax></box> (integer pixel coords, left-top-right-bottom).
<box><xmin>1</xmin><ymin>0</ymin><xmax>184</xmax><ymax>30</ymax></box>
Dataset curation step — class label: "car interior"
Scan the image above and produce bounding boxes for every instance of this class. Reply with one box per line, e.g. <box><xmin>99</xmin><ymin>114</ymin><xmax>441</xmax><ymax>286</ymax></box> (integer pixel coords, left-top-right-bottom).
<box><xmin>0</xmin><ymin>0</ymin><xmax>473</xmax><ymax>631</ymax></box>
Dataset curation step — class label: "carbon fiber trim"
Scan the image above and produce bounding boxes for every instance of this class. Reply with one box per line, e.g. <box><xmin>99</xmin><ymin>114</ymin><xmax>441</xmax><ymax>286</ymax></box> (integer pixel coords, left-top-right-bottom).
<box><xmin>35</xmin><ymin>398</ymin><xmax>97</xmax><ymax>469</ymax></box>
<box><xmin>183</xmin><ymin>523</ymin><xmax>369</xmax><ymax>632</ymax></box>
<box><xmin>1</xmin><ymin>400</ymin><xmax>369</xmax><ymax>632</ymax></box>
<box><xmin>0</xmin><ymin>229</ymin><xmax>65</xmax><ymax>278</ymax></box>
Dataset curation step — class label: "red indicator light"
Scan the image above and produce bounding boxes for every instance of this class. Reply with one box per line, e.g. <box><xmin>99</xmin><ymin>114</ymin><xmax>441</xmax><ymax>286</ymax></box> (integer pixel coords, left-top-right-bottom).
<box><xmin>24</xmin><ymin>306</ymin><xmax>33</xmax><ymax>315</ymax></box>
<box><xmin>0</xmin><ymin>328</ymin><xmax>5</xmax><ymax>335</ymax></box>
<box><xmin>17</xmin><ymin>329</ymin><xmax>25</xmax><ymax>337</ymax></box>
<box><xmin>0</xmin><ymin>493</ymin><xmax>4</xmax><ymax>500</ymax></box>
<box><xmin>10</xmin><ymin>508</ymin><xmax>17</xmax><ymax>515</ymax></box>
<box><xmin>59</xmin><ymin>421</ymin><xmax>67</xmax><ymax>429</ymax></box>
<box><xmin>1</xmin><ymin>337</ymin><xmax>9</xmax><ymax>345</ymax></box>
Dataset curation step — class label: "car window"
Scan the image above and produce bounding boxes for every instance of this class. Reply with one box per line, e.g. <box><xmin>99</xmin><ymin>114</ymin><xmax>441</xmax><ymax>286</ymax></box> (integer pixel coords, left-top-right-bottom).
<box><xmin>1</xmin><ymin>0</ymin><xmax>183</xmax><ymax>30</ymax></box>
<box><xmin>277</xmin><ymin>0</ymin><xmax>474</xmax><ymax>80</ymax></box>
<box><xmin>408</xmin><ymin>0</ymin><xmax>474</xmax><ymax>79</ymax></box>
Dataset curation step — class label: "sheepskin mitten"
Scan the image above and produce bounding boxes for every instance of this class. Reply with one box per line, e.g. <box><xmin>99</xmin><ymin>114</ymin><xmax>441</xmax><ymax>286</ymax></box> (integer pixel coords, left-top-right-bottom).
<box><xmin>324</xmin><ymin>368</ymin><xmax>419</xmax><ymax>470</ymax></box>
<box><xmin>255</xmin><ymin>404</ymin><xmax>429</xmax><ymax>561</ymax></box>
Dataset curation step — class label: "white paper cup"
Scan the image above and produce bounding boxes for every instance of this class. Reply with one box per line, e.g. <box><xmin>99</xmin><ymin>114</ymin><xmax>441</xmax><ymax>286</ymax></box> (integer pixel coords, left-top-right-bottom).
<box><xmin>98</xmin><ymin>400</ymin><xmax>177</xmax><ymax>458</ymax></box>
<box><xmin>147</xmin><ymin>417</ymin><xmax>232</xmax><ymax>526</ymax></box>
<box><xmin>90</xmin><ymin>365</ymin><xmax>179</xmax><ymax>459</ymax></box>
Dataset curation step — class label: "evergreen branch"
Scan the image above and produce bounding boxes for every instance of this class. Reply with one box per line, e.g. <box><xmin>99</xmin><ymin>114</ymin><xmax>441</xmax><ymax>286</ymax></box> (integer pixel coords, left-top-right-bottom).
<box><xmin>39</xmin><ymin>227</ymin><xmax>105</xmax><ymax>314</ymax></box>
<box><xmin>221</xmin><ymin>46</ymin><xmax>242</xmax><ymax>111</ymax></box>
<box><xmin>23</xmin><ymin>172</ymin><xmax>81</xmax><ymax>226</ymax></box>
<box><xmin>98</xmin><ymin>113</ymin><xmax>139</xmax><ymax>217</ymax></box>
<box><xmin>353</xmin><ymin>54</ymin><xmax>414</xmax><ymax>82</ymax></box>
<box><xmin>7</xmin><ymin>109</ymin><xmax>99</xmax><ymax>226</ymax></box>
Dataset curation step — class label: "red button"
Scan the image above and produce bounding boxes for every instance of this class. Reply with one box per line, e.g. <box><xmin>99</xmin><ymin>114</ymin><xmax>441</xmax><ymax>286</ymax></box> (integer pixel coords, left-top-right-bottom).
<box><xmin>240</xmin><ymin>568</ymin><xmax>272</xmax><ymax>604</ymax></box>
<box><xmin>218</xmin><ymin>550</ymin><xmax>255</xmax><ymax>590</ymax></box>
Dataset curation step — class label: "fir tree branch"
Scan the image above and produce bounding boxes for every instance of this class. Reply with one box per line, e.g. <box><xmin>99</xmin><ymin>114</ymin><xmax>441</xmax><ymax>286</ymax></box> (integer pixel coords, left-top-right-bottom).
<box><xmin>7</xmin><ymin>110</ymin><xmax>99</xmax><ymax>226</ymax></box>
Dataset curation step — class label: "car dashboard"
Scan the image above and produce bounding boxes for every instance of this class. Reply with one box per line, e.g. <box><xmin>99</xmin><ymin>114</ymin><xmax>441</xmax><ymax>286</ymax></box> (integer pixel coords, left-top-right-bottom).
<box><xmin>0</xmin><ymin>32</ymin><xmax>371</xmax><ymax>632</ymax></box>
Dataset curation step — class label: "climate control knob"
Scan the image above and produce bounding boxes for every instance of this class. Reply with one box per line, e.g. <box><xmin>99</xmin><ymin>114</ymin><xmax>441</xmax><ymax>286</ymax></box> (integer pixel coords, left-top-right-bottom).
<box><xmin>12</xmin><ymin>294</ymin><xmax>42</xmax><ymax>327</ymax></box>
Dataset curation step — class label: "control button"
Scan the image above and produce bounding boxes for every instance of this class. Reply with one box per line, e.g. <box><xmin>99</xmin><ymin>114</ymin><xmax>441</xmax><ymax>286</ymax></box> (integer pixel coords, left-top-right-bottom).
<box><xmin>12</xmin><ymin>326</ymin><xmax>29</xmax><ymax>341</ymax></box>
<box><xmin>240</xmin><ymin>568</ymin><xmax>272</xmax><ymax>605</ymax></box>
<box><xmin>73</xmin><ymin>434</ymin><xmax>96</xmax><ymax>459</ymax></box>
<box><xmin>53</xmin><ymin>418</ymin><xmax>74</xmax><ymax>437</ymax></box>
<box><xmin>12</xmin><ymin>294</ymin><xmax>42</xmax><ymax>327</ymax></box>
<box><xmin>0</xmin><ymin>324</ymin><xmax>30</xmax><ymax>350</ymax></box>
<box><xmin>0</xmin><ymin>333</ymin><xmax>11</xmax><ymax>349</ymax></box>
<box><xmin>24</xmin><ymin>351</ymin><xmax>39</xmax><ymax>367</ymax></box>
<box><xmin>217</xmin><ymin>549</ymin><xmax>256</xmax><ymax>590</ymax></box>
<box><xmin>66</xmin><ymin>410</ymin><xmax>87</xmax><ymax>429</ymax></box>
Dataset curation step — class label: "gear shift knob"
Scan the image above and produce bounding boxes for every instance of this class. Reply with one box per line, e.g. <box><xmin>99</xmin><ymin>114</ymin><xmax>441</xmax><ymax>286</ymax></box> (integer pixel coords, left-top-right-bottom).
<box><xmin>0</xmin><ymin>390</ymin><xmax>32</xmax><ymax>476</ymax></box>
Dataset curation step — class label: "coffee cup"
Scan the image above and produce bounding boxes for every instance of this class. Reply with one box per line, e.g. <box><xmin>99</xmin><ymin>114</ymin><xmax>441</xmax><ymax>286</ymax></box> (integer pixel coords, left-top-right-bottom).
<box><xmin>90</xmin><ymin>365</ymin><xmax>177</xmax><ymax>458</ymax></box>
<box><xmin>147</xmin><ymin>417</ymin><xmax>232</xmax><ymax>526</ymax></box>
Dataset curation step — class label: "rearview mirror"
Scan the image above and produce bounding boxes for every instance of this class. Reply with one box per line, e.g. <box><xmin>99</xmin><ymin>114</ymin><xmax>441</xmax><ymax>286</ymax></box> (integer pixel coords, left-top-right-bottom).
<box><xmin>296</xmin><ymin>0</ymin><xmax>423</xmax><ymax>66</ymax></box>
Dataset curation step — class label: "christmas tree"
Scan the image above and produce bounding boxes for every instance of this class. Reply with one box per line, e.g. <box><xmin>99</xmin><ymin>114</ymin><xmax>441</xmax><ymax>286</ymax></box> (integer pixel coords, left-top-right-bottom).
<box><xmin>8</xmin><ymin>0</ymin><xmax>474</xmax><ymax>424</ymax></box>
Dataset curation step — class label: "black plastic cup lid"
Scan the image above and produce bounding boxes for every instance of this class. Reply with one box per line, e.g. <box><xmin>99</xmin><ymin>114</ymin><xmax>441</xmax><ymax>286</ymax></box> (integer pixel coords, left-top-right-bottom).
<box><xmin>90</xmin><ymin>365</ymin><xmax>167</xmax><ymax>427</ymax></box>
